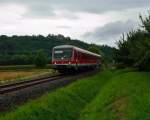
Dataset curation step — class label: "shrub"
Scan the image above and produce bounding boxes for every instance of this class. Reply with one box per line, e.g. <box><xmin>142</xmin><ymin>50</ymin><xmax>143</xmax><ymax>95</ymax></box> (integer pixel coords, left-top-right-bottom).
<box><xmin>34</xmin><ymin>50</ymin><xmax>47</xmax><ymax>67</ymax></box>
<box><xmin>114</xmin><ymin>13</ymin><xmax>150</xmax><ymax>71</ymax></box>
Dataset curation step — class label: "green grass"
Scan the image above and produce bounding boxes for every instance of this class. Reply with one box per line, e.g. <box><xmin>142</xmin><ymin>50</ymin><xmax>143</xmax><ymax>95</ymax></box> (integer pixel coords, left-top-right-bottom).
<box><xmin>79</xmin><ymin>72</ymin><xmax>150</xmax><ymax>120</ymax></box>
<box><xmin>0</xmin><ymin>64</ymin><xmax>52</xmax><ymax>71</ymax></box>
<box><xmin>0</xmin><ymin>70</ymin><xmax>116</xmax><ymax>120</ymax></box>
<box><xmin>0</xmin><ymin>69</ymin><xmax>149</xmax><ymax>120</ymax></box>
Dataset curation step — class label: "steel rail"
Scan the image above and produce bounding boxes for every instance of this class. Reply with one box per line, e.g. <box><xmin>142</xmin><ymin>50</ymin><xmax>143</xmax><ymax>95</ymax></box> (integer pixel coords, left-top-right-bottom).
<box><xmin>0</xmin><ymin>75</ymin><xmax>65</xmax><ymax>94</ymax></box>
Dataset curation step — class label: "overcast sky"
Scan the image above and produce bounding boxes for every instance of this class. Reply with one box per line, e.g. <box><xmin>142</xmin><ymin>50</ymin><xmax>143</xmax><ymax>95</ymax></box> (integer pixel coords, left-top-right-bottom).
<box><xmin>0</xmin><ymin>0</ymin><xmax>149</xmax><ymax>46</ymax></box>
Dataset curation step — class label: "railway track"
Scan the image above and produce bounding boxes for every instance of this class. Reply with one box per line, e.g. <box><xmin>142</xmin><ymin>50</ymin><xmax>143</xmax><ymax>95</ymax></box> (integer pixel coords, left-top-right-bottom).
<box><xmin>0</xmin><ymin>70</ymin><xmax>98</xmax><ymax>112</ymax></box>
<box><xmin>0</xmin><ymin>74</ymin><xmax>65</xmax><ymax>94</ymax></box>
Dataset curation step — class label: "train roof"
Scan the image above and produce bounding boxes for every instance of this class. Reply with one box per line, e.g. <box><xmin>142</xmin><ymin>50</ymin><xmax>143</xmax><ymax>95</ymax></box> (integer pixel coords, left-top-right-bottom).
<box><xmin>53</xmin><ymin>45</ymin><xmax>101</xmax><ymax>58</ymax></box>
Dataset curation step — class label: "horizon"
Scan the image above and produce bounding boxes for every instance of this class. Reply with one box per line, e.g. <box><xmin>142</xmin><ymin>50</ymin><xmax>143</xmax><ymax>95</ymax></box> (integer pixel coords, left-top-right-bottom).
<box><xmin>0</xmin><ymin>0</ymin><xmax>150</xmax><ymax>47</ymax></box>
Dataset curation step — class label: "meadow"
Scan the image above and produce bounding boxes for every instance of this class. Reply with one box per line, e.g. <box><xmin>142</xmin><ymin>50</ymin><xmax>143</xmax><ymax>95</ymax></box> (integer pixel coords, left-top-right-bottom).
<box><xmin>0</xmin><ymin>69</ymin><xmax>149</xmax><ymax>120</ymax></box>
<box><xmin>0</xmin><ymin>65</ymin><xmax>56</xmax><ymax>85</ymax></box>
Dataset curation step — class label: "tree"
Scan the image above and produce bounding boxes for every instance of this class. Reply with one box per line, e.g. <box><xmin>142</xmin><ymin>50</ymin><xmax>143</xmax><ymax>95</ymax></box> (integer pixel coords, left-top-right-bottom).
<box><xmin>115</xmin><ymin>13</ymin><xmax>150</xmax><ymax>71</ymax></box>
<box><xmin>88</xmin><ymin>44</ymin><xmax>101</xmax><ymax>54</ymax></box>
<box><xmin>0</xmin><ymin>34</ymin><xmax>114</xmax><ymax>66</ymax></box>
<box><xmin>34</xmin><ymin>50</ymin><xmax>47</xmax><ymax>67</ymax></box>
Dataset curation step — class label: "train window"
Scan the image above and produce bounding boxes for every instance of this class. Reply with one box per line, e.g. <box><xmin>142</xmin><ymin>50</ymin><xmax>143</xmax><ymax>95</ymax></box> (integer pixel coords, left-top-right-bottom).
<box><xmin>53</xmin><ymin>48</ymin><xmax>72</xmax><ymax>60</ymax></box>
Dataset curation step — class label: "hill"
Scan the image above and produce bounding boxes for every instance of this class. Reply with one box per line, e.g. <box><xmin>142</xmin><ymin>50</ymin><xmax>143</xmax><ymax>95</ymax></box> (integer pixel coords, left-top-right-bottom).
<box><xmin>0</xmin><ymin>34</ymin><xmax>114</xmax><ymax>65</ymax></box>
<box><xmin>0</xmin><ymin>34</ymin><xmax>89</xmax><ymax>55</ymax></box>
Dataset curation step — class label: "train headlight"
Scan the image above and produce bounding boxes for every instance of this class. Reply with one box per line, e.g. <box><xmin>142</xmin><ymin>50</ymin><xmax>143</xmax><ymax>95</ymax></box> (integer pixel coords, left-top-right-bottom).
<box><xmin>69</xmin><ymin>61</ymin><xmax>71</xmax><ymax>64</ymax></box>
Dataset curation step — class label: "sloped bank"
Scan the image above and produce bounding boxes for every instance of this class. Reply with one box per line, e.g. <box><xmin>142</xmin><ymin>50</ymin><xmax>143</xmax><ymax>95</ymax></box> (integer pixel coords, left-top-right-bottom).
<box><xmin>0</xmin><ymin>70</ymin><xmax>118</xmax><ymax>120</ymax></box>
<box><xmin>79</xmin><ymin>71</ymin><xmax>150</xmax><ymax>120</ymax></box>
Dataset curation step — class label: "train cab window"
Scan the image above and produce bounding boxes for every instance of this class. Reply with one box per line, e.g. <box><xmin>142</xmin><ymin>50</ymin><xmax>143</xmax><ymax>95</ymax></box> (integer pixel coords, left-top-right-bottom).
<box><xmin>53</xmin><ymin>48</ymin><xmax>72</xmax><ymax>60</ymax></box>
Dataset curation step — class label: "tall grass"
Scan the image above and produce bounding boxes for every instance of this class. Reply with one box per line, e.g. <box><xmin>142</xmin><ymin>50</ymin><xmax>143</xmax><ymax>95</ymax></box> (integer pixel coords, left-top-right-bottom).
<box><xmin>1</xmin><ymin>69</ymin><xmax>148</xmax><ymax>120</ymax></box>
<box><xmin>0</xmin><ymin>69</ymin><xmax>56</xmax><ymax>85</ymax></box>
<box><xmin>79</xmin><ymin>72</ymin><xmax>150</xmax><ymax>120</ymax></box>
<box><xmin>0</xmin><ymin>64</ymin><xmax>52</xmax><ymax>71</ymax></box>
<box><xmin>0</xmin><ymin>70</ymin><xmax>115</xmax><ymax>120</ymax></box>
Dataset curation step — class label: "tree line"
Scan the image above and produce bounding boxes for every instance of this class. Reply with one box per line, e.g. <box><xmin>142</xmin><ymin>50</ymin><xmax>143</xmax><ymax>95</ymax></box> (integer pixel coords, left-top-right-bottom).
<box><xmin>114</xmin><ymin>13</ymin><xmax>150</xmax><ymax>71</ymax></box>
<box><xmin>0</xmin><ymin>34</ymin><xmax>114</xmax><ymax>66</ymax></box>
<box><xmin>0</xmin><ymin>50</ymin><xmax>47</xmax><ymax>67</ymax></box>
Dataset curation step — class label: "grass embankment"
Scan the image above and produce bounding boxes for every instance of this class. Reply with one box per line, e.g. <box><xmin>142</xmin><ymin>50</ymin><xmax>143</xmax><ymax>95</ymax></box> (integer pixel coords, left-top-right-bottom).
<box><xmin>80</xmin><ymin>71</ymin><xmax>150</xmax><ymax>120</ymax></box>
<box><xmin>0</xmin><ymin>70</ymin><xmax>117</xmax><ymax>120</ymax></box>
<box><xmin>0</xmin><ymin>65</ymin><xmax>56</xmax><ymax>85</ymax></box>
<box><xmin>0</xmin><ymin>69</ymin><xmax>149</xmax><ymax>120</ymax></box>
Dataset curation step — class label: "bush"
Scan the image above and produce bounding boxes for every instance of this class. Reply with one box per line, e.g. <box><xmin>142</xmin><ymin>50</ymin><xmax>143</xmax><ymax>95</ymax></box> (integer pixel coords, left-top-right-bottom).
<box><xmin>114</xmin><ymin>13</ymin><xmax>150</xmax><ymax>71</ymax></box>
<box><xmin>34</xmin><ymin>50</ymin><xmax>47</xmax><ymax>67</ymax></box>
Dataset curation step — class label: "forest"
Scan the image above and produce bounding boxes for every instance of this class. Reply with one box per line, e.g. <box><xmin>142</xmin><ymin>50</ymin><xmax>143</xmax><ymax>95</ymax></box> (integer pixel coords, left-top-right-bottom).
<box><xmin>0</xmin><ymin>34</ymin><xmax>113</xmax><ymax>66</ymax></box>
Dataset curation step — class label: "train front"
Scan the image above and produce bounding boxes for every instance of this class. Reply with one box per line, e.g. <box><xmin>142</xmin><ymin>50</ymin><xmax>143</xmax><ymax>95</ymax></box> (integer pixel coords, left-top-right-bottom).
<box><xmin>52</xmin><ymin>45</ymin><xmax>76</xmax><ymax>71</ymax></box>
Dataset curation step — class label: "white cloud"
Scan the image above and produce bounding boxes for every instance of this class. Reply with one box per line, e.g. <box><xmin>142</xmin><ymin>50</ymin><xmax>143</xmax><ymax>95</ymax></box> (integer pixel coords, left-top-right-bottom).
<box><xmin>0</xmin><ymin>0</ymin><xmax>150</xmax><ymax>18</ymax></box>
<box><xmin>0</xmin><ymin>1</ymin><xmax>149</xmax><ymax>46</ymax></box>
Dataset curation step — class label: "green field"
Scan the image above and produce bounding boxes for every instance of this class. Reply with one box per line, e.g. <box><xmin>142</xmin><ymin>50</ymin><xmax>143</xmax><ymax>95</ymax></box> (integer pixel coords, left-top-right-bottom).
<box><xmin>80</xmin><ymin>71</ymin><xmax>150</xmax><ymax>120</ymax></box>
<box><xmin>0</xmin><ymin>69</ymin><xmax>149</xmax><ymax>120</ymax></box>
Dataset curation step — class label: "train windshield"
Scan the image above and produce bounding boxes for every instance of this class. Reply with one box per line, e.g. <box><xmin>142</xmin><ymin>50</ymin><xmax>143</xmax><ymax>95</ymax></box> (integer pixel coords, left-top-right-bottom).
<box><xmin>53</xmin><ymin>48</ymin><xmax>72</xmax><ymax>60</ymax></box>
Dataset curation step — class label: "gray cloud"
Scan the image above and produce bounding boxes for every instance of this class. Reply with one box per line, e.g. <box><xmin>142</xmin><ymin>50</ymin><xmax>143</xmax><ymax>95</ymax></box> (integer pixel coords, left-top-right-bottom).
<box><xmin>24</xmin><ymin>5</ymin><xmax>56</xmax><ymax>18</ymax></box>
<box><xmin>0</xmin><ymin>0</ymin><xmax>148</xmax><ymax>47</ymax></box>
<box><xmin>0</xmin><ymin>0</ymin><xmax>150</xmax><ymax>18</ymax></box>
<box><xmin>83</xmin><ymin>20</ymin><xmax>138</xmax><ymax>46</ymax></box>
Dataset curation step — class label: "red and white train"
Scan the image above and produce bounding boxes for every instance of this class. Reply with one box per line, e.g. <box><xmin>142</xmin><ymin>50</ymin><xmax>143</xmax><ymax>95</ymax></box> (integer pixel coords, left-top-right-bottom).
<box><xmin>52</xmin><ymin>45</ymin><xmax>101</xmax><ymax>71</ymax></box>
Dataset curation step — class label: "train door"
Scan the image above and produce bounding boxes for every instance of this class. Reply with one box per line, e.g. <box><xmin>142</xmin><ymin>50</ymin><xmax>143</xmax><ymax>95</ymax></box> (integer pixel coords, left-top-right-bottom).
<box><xmin>73</xmin><ymin>49</ymin><xmax>79</xmax><ymax>70</ymax></box>
<box><xmin>73</xmin><ymin>50</ymin><xmax>77</xmax><ymax>63</ymax></box>
<box><xmin>78</xmin><ymin>52</ymin><xmax>82</xmax><ymax>65</ymax></box>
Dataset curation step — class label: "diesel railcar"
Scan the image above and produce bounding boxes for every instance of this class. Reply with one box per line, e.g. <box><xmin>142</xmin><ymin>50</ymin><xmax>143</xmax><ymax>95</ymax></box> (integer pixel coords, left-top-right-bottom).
<box><xmin>52</xmin><ymin>45</ymin><xmax>101</xmax><ymax>71</ymax></box>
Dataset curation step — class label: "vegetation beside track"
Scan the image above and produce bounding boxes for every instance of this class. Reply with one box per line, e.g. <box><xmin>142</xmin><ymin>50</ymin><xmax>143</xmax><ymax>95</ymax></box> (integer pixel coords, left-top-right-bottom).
<box><xmin>0</xmin><ymin>70</ymin><xmax>116</xmax><ymax>120</ymax></box>
<box><xmin>0</xmin><ymin>65</ymin><xmax>57</xmax><ymax>85</ymax></box>
<box><xmin>0</xmin><ymin>69</ymin><xmax>149</xmax><ymax>120</ymax></box>
<box><xmin>79</xmin><ymin>71</ymin><xmax>150</xmax><ymax>120</ymax></box>
<box><xmin>0</xmin><ymin>64</ymin><xmax>52</xmax><ymax>70</ymax></box>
